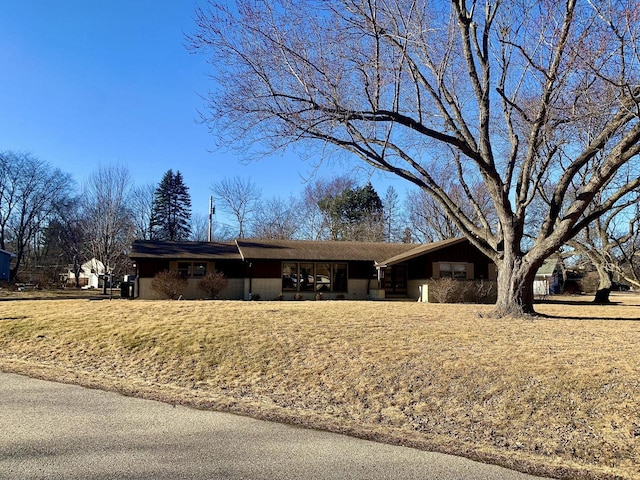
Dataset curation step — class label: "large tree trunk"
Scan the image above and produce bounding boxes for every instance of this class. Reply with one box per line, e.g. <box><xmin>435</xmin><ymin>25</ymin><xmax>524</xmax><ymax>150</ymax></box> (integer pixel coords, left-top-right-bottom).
<box><xmin>593</xmin><ymin>264</ymin><xmax>612</xmax><ymax>304</ymax></box>
<box><xmin>494</xmin><ymin>251</ymin><xmax>539</xmax><ymax>316</ymax></box>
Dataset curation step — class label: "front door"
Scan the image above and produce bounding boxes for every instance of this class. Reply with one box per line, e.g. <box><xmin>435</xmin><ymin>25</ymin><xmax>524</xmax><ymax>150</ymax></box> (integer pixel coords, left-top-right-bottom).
<box><xmin>384</xmin><ymin>264</ymin><xmax>407</xmax><ymax>295</ymax></box>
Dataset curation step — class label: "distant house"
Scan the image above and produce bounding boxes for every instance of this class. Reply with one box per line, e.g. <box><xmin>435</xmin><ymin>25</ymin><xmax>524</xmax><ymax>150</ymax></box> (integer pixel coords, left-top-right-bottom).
<box><xmin>62</xmin><ymin>258</ymin><xmax>105</xmax><ymax>289</ymax></box>
<box><xmin>129</xmin><ymin>237</ymin><xmax>496</xmax><ymax>302</ymax></box>
<box><xmin>0</xmin><ymin>249</ymin><xmax>13</xmax><ymax>282</ymax></box>
<box><xmin>534</xmin><ymin>257</ymin><xmax>564</xmax><ymax>296</ymax></box>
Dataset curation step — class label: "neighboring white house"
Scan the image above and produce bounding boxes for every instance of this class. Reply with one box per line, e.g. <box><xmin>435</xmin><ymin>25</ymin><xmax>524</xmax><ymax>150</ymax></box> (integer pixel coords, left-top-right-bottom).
<box><xmin>534</xmin><ymin>257</ymin><xmax>564</xmax><ymax>296</ymax></box>
<box><xmin>62</xmin><ymin>258</ymin><xmax>105</xmax><ymax>289</ymax></box>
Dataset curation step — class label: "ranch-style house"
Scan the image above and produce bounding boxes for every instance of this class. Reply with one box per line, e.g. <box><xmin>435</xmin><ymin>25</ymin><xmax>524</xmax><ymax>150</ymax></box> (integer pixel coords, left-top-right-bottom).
<box><xmin>129</xmin><ymin>237</ymin><xmax>497</xmax><ymax>302</ymax></box>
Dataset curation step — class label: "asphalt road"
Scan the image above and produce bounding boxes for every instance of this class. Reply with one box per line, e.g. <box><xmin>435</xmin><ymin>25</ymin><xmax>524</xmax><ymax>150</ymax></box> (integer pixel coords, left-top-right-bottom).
<box><xmin>0</xmin><ymin>373</ymin><xmax>547</xmax><ymax>480</ymax></box>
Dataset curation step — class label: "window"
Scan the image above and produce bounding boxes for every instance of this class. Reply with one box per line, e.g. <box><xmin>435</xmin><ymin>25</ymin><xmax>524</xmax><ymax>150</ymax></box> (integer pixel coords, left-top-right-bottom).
<box><xmin>333</xmin><ymin>263</ymin><xmax>347</xmax><ymax>292</ymax></box>
<box><xmin>316</xmin><ymin>263</ymin><xmax>331</xmax><ymax>292</ymax></box>
<box><xmin>282</xmin><ymin>262</ymin><xmax>298</xmax><ymax>291</ymax></box>
<box><xmin>439</xmin><ymin>262</ymin><xmax>467</xmax><ymax>279</ymax></box>
<box><xmin>299</xmin><ymin>263</ymin><xmax>315</xmax><ymax>291</ymax></box>
<box><xmin>193</xmin><ymin>262</ymin><xmax>207</xmax><ymax>277</ymax></box>
<box><xmin>177</xmin><ymin>262</ymin><xmax>191</xmax><ymax>277</ymax></box>
<box><xmin>175</xmin><ymin>261</ymin><xmax>209</xmax><ymax>278</ymax></box>
<box><xmin>282</xmin><ymin>262</ymin><xmax>348</xmax><ymax>292</ymax></box>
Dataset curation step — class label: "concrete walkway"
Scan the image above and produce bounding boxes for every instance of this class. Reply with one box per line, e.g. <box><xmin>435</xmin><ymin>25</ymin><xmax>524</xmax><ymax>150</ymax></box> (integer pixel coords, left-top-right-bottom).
<box><xmin>0</xmin><ymin>373</ymin><xmax>547</xmax><ymax>479</ymax></box>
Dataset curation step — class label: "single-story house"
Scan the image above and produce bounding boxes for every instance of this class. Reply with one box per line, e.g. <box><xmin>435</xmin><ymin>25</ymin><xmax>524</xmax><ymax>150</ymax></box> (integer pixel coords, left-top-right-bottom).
<box><xmin>0</xmin><ymin>248</ymin><xmax>13</xmax><ymax>282</ymax></box>
<box><xmin>61</xmin><ymin>258</ymin><xmax>106</xmax><ymax>289</ymax></box>
<box><xmin>129</xmin><ymin>237</ymin><xmax>497</xmax><ymax>302</ymax></box>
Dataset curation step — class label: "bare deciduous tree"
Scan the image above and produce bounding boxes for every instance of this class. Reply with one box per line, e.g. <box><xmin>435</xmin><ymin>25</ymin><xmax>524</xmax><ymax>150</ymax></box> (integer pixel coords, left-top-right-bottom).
<box><xmin>406</xmin><ymin>189</ymin><xmax>461</xmax><ymax>243</ymax></box>
<box><xmin>382</xmin><ymin>186</ymin><xmax>403</xmax><ymax>243</ymax></box>
<box><xmin>82</xmin><ymin>165</ymin><xmax>136</xmax><ymax>281</ymax></box>
<box><xmin>614</xmin><ymin>210</ymin><xmax>640</xmax><ymax>290</ymax></box>
<box><xmin>131</xmin><ymin>183</ymin><xmax>155</xmax><ymax>240</ymax></box>
<box><xmin>189</xmin><ymin>0</ymin><xmax>640</xmax><ymax>315</ymax></box>
<box><xmin>406</xmin><ymin>170</ymin><xmax>493</xmax><ymax>243</ymax></box>
<box><xmin>0</xmin><ymin>151</ymin><xmax>73</xmax><ymax>281</ymax></box>
<box><xmin>252</xmin><ymin>196</ymin><xmax>301</xmax><ymax>239</ymax></box>
<box><xmin>189</xmin><ymin>212</ymin><xmax>211</xmax><ymax>241</ymax></box>
<box><xmin>568</xmin><ymin>197</ymin><xmax>640</xmax><ymax>303</ymax></box>
<box><xmin>212</xmin><ymin>176</ymin><xmax>261</xmax><ymax>238</ymax></box>
<box><xmin>43</xmin><ymin>199</ymin><xmax>86</xmax><ymax>287</ymax></box>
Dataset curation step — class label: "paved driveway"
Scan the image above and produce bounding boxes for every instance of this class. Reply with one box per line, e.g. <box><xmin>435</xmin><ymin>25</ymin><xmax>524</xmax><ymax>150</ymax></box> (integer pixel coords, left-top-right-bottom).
<box><xmin>0</xmin><ymin>373</ymin><xmax>546</xmax><ymax>479</ymax></box>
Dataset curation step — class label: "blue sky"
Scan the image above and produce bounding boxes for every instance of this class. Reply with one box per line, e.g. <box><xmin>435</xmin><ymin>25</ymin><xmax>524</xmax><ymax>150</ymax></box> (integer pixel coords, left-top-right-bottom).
<box><xmin>0</xmin><ymin>1</ymin><xmax>406</xmax><ymax>224</ymax></box>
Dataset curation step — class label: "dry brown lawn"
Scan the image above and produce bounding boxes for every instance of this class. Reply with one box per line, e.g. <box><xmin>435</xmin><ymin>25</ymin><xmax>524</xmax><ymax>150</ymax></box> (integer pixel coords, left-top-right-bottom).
<box><xmin>1</xmin><ymin>292</ymin><xmax>639</xmax><ymax>479</ymax></box>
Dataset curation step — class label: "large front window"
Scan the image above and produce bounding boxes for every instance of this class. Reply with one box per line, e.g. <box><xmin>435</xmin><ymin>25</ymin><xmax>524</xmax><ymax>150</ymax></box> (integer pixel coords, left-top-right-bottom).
<box><xmin>299</xmin><ymin>263</ymin><xmax>315</xmax><ymax>291</ymax></box>
<box><xmin>439</xmin><ymin>262</ymin><xmax>467</xmax><ymax>279</ymax></box>
<box><xmin>282</xmin><ymin>262</ymin><xmax>348</xmax><ymax>292</ymax></box>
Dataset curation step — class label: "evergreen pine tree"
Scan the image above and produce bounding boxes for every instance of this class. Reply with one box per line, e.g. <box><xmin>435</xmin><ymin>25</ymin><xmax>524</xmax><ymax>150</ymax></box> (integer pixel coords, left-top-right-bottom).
<box><xmin>150</xmin><ymin>170</ymin><xmax>192</xmax><ymax>241</ymax></box>
<box><xmin>318</xmin><ymin>182</ymin><xmax>384</xmax><ymax>241</ymax></box>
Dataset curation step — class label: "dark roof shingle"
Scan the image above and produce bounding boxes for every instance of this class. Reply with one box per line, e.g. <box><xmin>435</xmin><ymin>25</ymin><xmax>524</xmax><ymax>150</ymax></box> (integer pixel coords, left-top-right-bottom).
<box><xmin>378</xmin><ymin>238</ymin><xmax>467</xmax><ymax>266</ymax></box>
<box><xmin>235</xmin><ymin>239</ymin><xmax>416</xmax><ymax>263</ymax></box>
<box><xmin>130</xmin><ymin>240</ymin><xmax>241</xmax><ymax>260</ymax></box>
<box><xmin>130</xmin><ymin>238</ymin><xmax>468</xmax><ymax>265</ymax></box>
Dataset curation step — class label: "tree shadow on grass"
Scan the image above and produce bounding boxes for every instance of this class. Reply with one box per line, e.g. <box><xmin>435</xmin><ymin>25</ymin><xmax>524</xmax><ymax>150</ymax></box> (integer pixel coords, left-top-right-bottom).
<box><xmin>533</xmin><ymin>296</ymin><xmax>640</xmax><ymax>321</ymax></box>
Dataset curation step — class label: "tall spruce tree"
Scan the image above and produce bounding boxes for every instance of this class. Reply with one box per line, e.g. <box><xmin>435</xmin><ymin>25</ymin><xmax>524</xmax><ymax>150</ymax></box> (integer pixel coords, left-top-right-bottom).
<box><xmin>150</xmin><ymin>170</ymin><xmax>192</xmax><ymax>241</ymax></box>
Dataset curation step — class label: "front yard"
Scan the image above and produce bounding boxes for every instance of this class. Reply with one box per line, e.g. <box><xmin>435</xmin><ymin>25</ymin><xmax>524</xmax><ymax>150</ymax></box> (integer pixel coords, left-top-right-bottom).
<box><xmin>1</xmin><ymin>294</ymin><xmax>639</xmax><ymax>479</ymax></box>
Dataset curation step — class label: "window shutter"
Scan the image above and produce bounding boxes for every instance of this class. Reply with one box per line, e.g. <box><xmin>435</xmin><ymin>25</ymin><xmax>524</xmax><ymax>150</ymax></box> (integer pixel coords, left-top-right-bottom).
<box><xmin>169</xmin><ymin>261</ymin><xmax>177</xmax><ymax>272</ymax></box>
<box><xmin>466</xmin><ymin>263</ymin><xmax>474</xmax><ymax>279</ymax></box>
<box><xmin>432</xmin><ymin>262</ymin><xmax>440</xmax><ymax>279</ymax></box>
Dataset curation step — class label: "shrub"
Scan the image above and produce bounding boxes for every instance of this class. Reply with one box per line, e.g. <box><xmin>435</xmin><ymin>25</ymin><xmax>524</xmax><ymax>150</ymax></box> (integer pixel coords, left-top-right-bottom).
<box><xmin>198</xmin><ymin>271</ymin><xmax>228</xmax><ymax>299</ymax></box>
<box><xmin>470</xmin><ymin>280</ymin><xmax>496</xmax><ymax>304</ymax></box>
<box><xmin>430</xmin><ymin>277</ymin><xmax>467</xmax><ymax>303</ymax></box>
<box><xmin>151</xmin><ymin>271</ymin><xmax>188</xmax><ymax>300</ymax></box>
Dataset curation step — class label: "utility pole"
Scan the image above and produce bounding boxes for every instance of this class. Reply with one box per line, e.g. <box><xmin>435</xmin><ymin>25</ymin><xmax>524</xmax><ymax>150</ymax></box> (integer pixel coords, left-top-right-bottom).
<box><xmin>208</xmin><ymin>196</ymin><xmax>215</xmax><ymax>242</ymax></box>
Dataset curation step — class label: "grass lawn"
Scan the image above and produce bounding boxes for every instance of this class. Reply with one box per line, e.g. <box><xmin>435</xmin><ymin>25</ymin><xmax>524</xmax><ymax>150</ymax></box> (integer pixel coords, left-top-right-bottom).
<box><xmin>1</xmin><ymin>292</ymin><xmax>639</xmax><ymax>479</ymax></box>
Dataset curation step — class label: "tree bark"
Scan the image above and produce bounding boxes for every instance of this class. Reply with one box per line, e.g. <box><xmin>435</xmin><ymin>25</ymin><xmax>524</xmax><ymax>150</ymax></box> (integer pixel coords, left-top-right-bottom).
<box><xmin>493</xmin><ymin>248</ymin><xmax>539</xmax><ymax>316</ymax></box>
<box><xmin>593</xmin><ymin>288</ymin><xmax>611</xmax><ymax>304</ymax></box>
<box><xmin>593</xmin><ymin>264</ymin><xmax>612</xmax><ymax>304</ymax></box>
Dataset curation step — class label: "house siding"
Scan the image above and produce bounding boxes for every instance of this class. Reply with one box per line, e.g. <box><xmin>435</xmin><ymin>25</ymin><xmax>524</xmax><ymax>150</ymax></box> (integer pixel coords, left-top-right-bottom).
<box><xmin>405</xmin><ymin>242</ymin><xmax>493</xmax><ymax>281</ymax></box>
<box><xmin>244</xmin><ymin>278</ymin><xmax>372</xmax><ymax>301</ymax></box>
<box><xmin>0</xmin><ymin>250</ymin><xmax>11</xmax><ymax>281</ymax></box>
<box><xmin>136</xmin><ymin>258</ymin><xmax>246</xmax><ymax>280</ymax></box>
<box><xmin>137</xmin><ymin>277</ymin><xmax>244</xmax><ymax>300</ymax></box>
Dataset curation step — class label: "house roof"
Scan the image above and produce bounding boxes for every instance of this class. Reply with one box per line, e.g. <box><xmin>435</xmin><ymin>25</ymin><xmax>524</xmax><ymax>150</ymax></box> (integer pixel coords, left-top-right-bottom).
<box><xmin>81</xmin><ymin>258</ymin><xmax>105</xmax><ymax>274</ymax></box>
<box><xmin>129</xmin><ymin>240</ymin><xmax>242</xmax><ymax>260</ymax></box>
<box><xmin>536</xmin><ymin>257</ymin><xmax>561</xmax><ymax>277</ymax></box>
<box><xmin>377</xmin><ymin>237</ymin><xmax>468</xmax><ymax>267</ymax></box>
<box><xmin>236</xmin><ymin>239</ymin><xmax>417</xmax><ymax>263</ymax></box>
<box><xmin>130</xmin><ymin>238</ymin><xmax>474</xmax><ymax>265</ymax></box>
